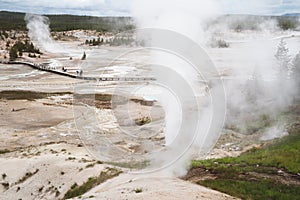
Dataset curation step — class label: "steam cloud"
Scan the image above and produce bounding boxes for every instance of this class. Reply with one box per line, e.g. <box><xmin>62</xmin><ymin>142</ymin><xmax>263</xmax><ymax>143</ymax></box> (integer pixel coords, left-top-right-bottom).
<box><xmin>25</xmin><ymin>13</ymin><xmax>64</xmax><ymax>53</ymax></box>
<box><xmin>131</xmin><ymin>0</ymin><xmax>300</xmax><ymax>175</ymax></box>
<box><xmin>131</xmin><ymin>0</ymin><xmax>223</xmax><ymax>176</ymax></box>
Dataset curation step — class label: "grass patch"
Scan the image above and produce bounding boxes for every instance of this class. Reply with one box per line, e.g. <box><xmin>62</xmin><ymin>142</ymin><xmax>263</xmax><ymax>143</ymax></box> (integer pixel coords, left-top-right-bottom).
<box><xmin>191</xmin><ymin>131</ymin><xmax>300</xmax><ymax>174</ymax></box>
<box><xmin>0</xmin><ymin>149</ymin><xmax>10</xmax><ymax>154</ymax></box>
<box><xmin>106</xmin><ymin>160</ymin><xmax>150</xmax><ymax>169</ymax></box>
<box><xmin>200</xmin><ymin>179</ymin><xmax>300</xmax><ymax>200</ymax></box>
<box><xmin>63</xmin><ymin>168</ymin><xmax>121</xmax><ymax>199</ymax></box>
<box><xmin>0</xmin><ymin>90</ymin><xmax>71</xmax><ymax>101</ymax></box>
<box><xmin>188</xmin><ymin>122</ymin><xmax>300</xmax><ymax>200</ymax></box>
<box><xmin>95</xmin><ymin>94</ymin><xmax>112</xmax><ymax>101</ymax></box>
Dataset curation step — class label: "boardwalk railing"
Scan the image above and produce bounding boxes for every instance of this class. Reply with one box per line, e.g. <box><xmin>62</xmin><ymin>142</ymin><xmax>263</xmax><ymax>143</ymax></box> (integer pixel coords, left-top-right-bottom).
<box><xmin>2</xmin><ymin>61</ymin><xmax>155</xmax><ymax>82</ymax></box>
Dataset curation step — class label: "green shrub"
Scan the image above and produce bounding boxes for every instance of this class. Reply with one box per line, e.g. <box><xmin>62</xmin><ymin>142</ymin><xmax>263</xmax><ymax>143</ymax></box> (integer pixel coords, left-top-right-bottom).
<box><xmin>133</xmin><ymin>188</ymin><xmax>143</xmax><ymax>193</ymax></box>
<box><xmin>0</xmin><ymin>149</ymin><xmax>10</xmax><ymax>154</ymax></box>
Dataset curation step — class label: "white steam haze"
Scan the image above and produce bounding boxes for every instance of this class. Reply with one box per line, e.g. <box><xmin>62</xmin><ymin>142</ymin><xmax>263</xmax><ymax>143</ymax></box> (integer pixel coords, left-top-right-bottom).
<box><xmin>132</xmin><ymin>0</ymin><xmax>220</xmax><ymax>45</ymax></box>
<box><xmin>131</xmin><ymin>0</ymin><xmax>300</xmax><ymax>176</ymax></box>
<box><xmin>24</xmin><ymin>13</ymin><xmax>64</xmax><ymax>53</ymax></box>
<box><xmin>131</xmin><ymin>0</ymin><xmax>224</xmax><ymax>176</ymax></box>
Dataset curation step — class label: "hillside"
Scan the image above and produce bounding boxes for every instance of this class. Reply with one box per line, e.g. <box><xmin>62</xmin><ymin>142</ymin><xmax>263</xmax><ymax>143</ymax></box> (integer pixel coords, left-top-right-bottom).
<box><xmin>1</xmin><ymin>11</ymin><xmax>300</xmax><ymax>32</ymax></box>
<box><xmin>0</xmin><ymin>11</ymin><xmax>134</xmax><ymax>32</ymax></box>
<box><xmin>283</xmin><ymin>13</ymin><xmax>300</xmax><ymax>17</ymax></box>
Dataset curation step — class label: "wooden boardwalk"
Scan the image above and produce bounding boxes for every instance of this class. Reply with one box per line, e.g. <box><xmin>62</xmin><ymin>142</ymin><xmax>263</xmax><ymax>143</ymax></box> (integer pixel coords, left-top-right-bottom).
<box><xmin>3</xmin><ymin>61</ymin><xmax>155</xmax><ymax>82</ymax></box>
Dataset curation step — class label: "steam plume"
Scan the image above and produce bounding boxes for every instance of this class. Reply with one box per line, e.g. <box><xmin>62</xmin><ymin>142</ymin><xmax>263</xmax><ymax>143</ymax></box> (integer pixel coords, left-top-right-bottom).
<box><xmin>25</xmin><ymin>13</ymin><xmax>64</xmax><ymax>53</ymax></box>
<box><xmin>131</xmin><ymin>0</ymin><xmax>223</xmax><ymax>176</ymax></box>
<box><xmin>131</xmin><ymin>0</ymin><xmax>300</xmax><ymax>175</ymax></box>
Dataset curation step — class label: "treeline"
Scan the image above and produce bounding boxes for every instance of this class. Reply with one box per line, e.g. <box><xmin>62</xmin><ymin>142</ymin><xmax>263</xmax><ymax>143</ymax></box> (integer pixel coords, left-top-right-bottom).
<box><xmin>109</xmin><ymin>37</ymin><xmax>135</xmax><ymax>46</ymax></box>
<box><xmin>1</xmin><ymin>11</ymin><xmax>299</xmax><ymax>32</ymax></box>
<box><xmin>9</xmin><ymin>40</ymin><xmax>41</xmax><ymax>61</ymax></box>
<box><xmin>48</xmin><ymin>15</ymin><xmax>134</xmax><ymax>32</ymax></box>
<box><xmin>85</xmin><ymin>38</ymin><xmax>104</xmax><ymax>46</ymax></box>
<box><xmin>209</xmin><ymin>14</ymin><xmax>300</xmax><ymax>31</ymax></box>
<box><xmin>85</xmin><ymin>37</ymin><xmax>134</xmax><ymax>46</ymax></box>
<box><xmin>0</xmin><ymin>11</ymin><xmax>134</xmax><ymax>32</ymax></box>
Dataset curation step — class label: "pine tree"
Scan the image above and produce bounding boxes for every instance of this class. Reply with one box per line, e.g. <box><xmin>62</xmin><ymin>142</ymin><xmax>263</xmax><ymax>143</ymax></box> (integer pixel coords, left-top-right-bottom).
<box><xmin>81</xmin><ymin>52</ymin><xmax>86</xmax><ymax>60</ymax></box>
<box><xmin>9</xmin><ymin>47</ymin><xmax>18</xmax><ymax>61</ymax></box>
<box><xmin>29</xmin><ymin>42</ymin><xmax>35</xmax><ymax>53</ymax></box>
<box><xmin>275</xmin><ymin>39</ymin><xmax>292</xmax><ymax>79</ymax></box>
<box><xmin>293</xmin><ymin>51</ymin><xmax>300</xmax><ymax>71</ymax></box>
<box><xmin>292</xmin><ymin>51</ymin><xmax>300</xmax><ymax>95</ymax></box>
<box><xmin>6</xmin><ymin>41</ymin><xmax>10</xmax><ymax>48</ymax></box>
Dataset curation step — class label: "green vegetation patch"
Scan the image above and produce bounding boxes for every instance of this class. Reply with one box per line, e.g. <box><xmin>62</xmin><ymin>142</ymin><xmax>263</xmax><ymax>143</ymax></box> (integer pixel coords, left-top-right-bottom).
<box><xmin>200</xmin><ymin>179</ymin><xmax>300</xmax><ymax>200</ymax></box>
<box><xmin>63</xmin><ymin>168</ymin><xmax>121</xmax><ymax>199</ymax></box>
<box><xmin>106</xmin><ymin>160</ymin><xmax>150</xmax><ymax>169</ymax></box>
<box><xmin>188</xmin><ymin>121</ymin><xmax>300</xmax><ymax>200</ymax></box>
<box><xmin>16</xmin><ymin>169</ymin><xmax>39</xmax><ymax>185</ymax></box>
<box><xmin>133</xmin><ymin>188</ymin><xmax>143</xmax><ymax>193</ymax></box>
<box><xmin>192</xmin><ymin>130</ymin><xmax>300</xmax><ymax>174</ymax></box>
<box><xmin>0</xmin><ymin>149</ymin><xmax>10</xmax><ymax>154</ymax></box>
<box><xmin>0</xmin><ymin>90</ymin><xmax>72</xmax><ymax>101</ymax></box>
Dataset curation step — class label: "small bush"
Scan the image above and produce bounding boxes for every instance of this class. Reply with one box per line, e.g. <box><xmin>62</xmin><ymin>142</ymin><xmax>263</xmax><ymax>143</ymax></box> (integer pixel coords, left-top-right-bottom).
<box><xmin>1</xmin><ymin>182</ymin><xmax>9</xmax><ymax>190</ymax></box>
<box><xmin>133</xmin><ymin>188</ymin><xmax>143</xmax><ymax>193</ymax></box>
<box><xmin>55</xmin><ymin>190</ymin><xmax>60</xmax><ymax>197</ymax></box>
<box><xmin>86</xmin><ymin>163</ymin><xmax>95</xmax><ymax>168</ymax></box>
<box><xmin>67</xmin><ymin>157</ymin><xmax>76</xmax><ymax>160</ymax></box>
<box><xmin>135</xmin><ymin>116</ymin><xmax>151</xmax><ymax>126</ymax></box>
<box><xmin>217</xmin><ymin>39</ymin><xmax>229</xmax><ymax>48</ymax></box>
<box><xmin>70</xmin><ymin>183</ymin><xmax>78</xmax><ymax>190</ymax></box>
<box><xmin>209</xmin><ymin>38</ymin><xmax>229</xmax><ymax>48</ymax></box>
<box><xmin>0</xmin><ymin>149</ymin><xmax>10</xmax><ymax>154</ymax></box>
<box><xmin>38</xmin><ymin>186</ymin><xmax>44</xmax><ymax>192</ymax></box>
